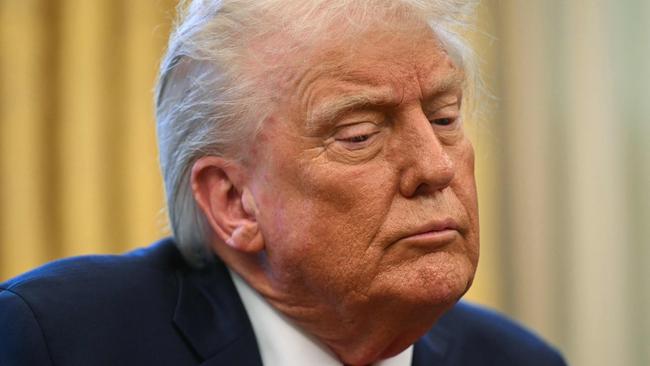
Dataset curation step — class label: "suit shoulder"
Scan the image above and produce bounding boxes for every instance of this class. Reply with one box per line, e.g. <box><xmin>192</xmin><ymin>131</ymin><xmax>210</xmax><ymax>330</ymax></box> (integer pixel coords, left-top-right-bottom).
<box><xmin>1</xmin><ymin>238</ymin><xmax>183</xmax><ymax>293</ymax></box>
<box><xmin>0</xmin><ymin>238</ymin><xmax>200</xmax><ymax>365</ymax></box>
<box><xmin>0</xmin><ymin>289</ymin><xmax>53</xmax><ymax>365</ymax></box>
<box><xmin>434</xmin><ymin>301</ymin><xmax>567</xmax><ymax>365</ymax></box>
<box><xmin>0</xmin><ymin>238</ymin><xmax>186</xmax><ymax>325</ymax></box>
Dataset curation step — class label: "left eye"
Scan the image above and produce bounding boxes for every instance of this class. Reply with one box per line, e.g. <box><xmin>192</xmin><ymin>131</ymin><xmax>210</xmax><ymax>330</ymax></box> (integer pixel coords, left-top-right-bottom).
<box><xmin>341</xmin><ymin>135</ymin><xmax>371</xmax><ymax>143</ymax></box>
<box><xmin>431</xmin><ymin>117</ymin><xmax>455</xmax><ymax>126</ymax></box>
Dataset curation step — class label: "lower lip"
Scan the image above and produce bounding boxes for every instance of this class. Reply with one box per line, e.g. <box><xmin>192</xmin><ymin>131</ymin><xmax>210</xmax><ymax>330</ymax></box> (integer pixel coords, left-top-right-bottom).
<box><xmin>399</xmin><ymin>229</ymin><xmax>458</xmax><ymax>248</ymax></box>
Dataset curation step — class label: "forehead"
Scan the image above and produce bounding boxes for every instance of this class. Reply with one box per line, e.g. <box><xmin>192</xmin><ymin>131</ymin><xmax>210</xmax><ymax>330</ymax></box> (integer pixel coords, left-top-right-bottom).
<box><xmin>303</xmin><ymin>30</ymin><xmax>456</xmax><ymax>91</ymax></box>
<box><xmin>279</xmin><ymin>21</ymin><xmax>461</xmax><ymax>124</ymax></box>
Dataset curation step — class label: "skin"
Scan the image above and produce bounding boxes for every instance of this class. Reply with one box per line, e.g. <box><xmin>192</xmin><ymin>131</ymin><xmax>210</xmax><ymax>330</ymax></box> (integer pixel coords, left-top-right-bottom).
<box><xmin>192</xmin><ymin>17</ymin><xmax>479</xmax><ymax>366</ymax></box>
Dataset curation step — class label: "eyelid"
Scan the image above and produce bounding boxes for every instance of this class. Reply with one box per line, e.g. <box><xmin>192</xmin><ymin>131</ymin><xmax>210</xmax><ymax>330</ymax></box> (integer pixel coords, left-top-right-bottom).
<box><xmin>431</xmin><ymin>117</ymin><xmax>457</xmax><ymax>126</ymax></box>
<box><xmin>333</xmin><ymin>121</ymin><xmax>381</xmax><ymax>140</ymax></box>
<box><xmin>426</xmin><ymin>99</ymin><xmax>460</xmax><ymax>120</ymax></box>
<box><xmin>328</xmin><ymin>121</ymin><xmax>383</xmax><ymax>152</ymax></box>
<box><xmin>425</xmin><ymin>97</ymin><xmax>460</xmax><ymax>113</ymax></box>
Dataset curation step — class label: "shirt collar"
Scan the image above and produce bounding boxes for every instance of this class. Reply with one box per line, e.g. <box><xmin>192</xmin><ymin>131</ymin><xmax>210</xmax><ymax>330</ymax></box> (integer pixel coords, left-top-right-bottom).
<box><xmin>230</xmin><ymin>269</ymin><xmax>413</xmax><ymax>366</ymax></box>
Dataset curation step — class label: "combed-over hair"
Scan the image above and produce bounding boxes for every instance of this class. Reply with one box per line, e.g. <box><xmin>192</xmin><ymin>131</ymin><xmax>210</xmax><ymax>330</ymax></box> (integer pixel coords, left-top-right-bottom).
<box><xmin>155</xmin><ymin>0</ymin><xmax>478</xmax><ymax>267</ymax></box>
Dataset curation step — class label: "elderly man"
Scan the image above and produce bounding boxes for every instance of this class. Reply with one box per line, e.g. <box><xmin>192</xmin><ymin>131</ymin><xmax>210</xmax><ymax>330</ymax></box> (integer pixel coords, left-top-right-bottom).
<box><xmin>0</xmin><ymin>1</ymin><xmax>565</xmax><ymax>365</ymax></box>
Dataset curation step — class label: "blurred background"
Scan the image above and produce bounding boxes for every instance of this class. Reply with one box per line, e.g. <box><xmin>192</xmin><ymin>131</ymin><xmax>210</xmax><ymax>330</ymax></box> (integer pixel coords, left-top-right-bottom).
<box><xmin>0</xmin><ymin>0</ymin><xmax>648</xmax><ymax>365</ymax></box>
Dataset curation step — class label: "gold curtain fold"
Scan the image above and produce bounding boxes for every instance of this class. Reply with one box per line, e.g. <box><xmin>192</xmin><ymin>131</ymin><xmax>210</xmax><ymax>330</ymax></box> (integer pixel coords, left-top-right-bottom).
<box><xmin>1</xmin><ymin>0</ymin><xmax>51</xmax><ymax>278</ymax></box>
<box><xmin>0</xmin><ymin>0</ymin><xmax>175</xmax><ymax>279</ymax></box>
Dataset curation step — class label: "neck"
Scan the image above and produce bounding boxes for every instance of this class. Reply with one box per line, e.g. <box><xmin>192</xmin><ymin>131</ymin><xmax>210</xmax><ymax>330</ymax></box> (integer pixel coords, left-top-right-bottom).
<box><xmin>257</xmin><ymin>284</ymin><xmax>447</xmax><ymax>365</ymax></box>
<box><xmin>220</xmin><ymin>248</ymin><xmax>451</xmax><ymax>365</ymax></box>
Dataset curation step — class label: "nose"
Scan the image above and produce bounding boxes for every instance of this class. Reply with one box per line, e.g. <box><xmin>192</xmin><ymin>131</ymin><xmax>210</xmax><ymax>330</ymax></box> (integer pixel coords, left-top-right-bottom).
<box><xmin>398</xmin><ymin>113</ymin><xmax>455</xmax><ymax>197</ymax></box>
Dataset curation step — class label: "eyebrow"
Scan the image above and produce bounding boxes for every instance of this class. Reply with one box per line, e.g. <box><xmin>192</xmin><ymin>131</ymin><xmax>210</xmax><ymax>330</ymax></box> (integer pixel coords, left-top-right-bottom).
<box><xmin>306</xmin><ymin>71</ymin><xmax>465</xmax><ymax>130</ymax></box>
<box><xmin>306</xmin><ymin>90</ymin><xmax>398</xmax><ymax>130</ymax></box>
<box><xmin>423</xmin><ymin>71</ymin><xmax>465</xmax><ymax>100</ymax></box>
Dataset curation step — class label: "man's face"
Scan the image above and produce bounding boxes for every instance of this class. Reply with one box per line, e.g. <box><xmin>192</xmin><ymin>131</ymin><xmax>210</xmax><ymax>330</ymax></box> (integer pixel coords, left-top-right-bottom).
<box><xmin>245</xmin><ymin>20</ymin><xmax>479</xmax><ymax>328</ymax></box>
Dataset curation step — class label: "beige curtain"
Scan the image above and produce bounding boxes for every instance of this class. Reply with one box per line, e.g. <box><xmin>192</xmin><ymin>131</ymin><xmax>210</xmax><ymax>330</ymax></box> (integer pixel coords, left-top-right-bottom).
<box><xmin>492</xmin><ymin>0</ymin><xmax>649</xmax><ymax>365</ymax></box>
<box><xmin>0</xmin><ymin>0</ymin><xmax>175</xmax><ymax>278</ymax></box>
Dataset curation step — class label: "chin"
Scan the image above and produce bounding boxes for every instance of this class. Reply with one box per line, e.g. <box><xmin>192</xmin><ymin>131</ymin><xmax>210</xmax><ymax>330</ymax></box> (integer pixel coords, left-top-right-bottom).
<box><xmin>389</xmin><ymin>252</ymin><xmax>476</xmax><ymax>308</ymax></box>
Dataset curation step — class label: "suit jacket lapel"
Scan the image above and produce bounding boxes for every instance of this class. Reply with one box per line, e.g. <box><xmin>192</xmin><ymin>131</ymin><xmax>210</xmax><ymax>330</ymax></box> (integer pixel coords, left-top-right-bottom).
<box><xmin>172</xmin><ymin>259</ymin><xmax>263</xmax><ymax>366</ymax></box>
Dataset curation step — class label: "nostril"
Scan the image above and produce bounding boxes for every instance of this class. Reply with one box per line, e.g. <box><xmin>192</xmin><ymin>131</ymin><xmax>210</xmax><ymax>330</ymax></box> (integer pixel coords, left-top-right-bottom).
<box><xmin>399</xmin><ymin>151</ymin><xmax>455</xmax><ymax>198</ymax></box>
<box><xmin>411</xmin><ymin>168</ymin><xmax>455</xmax><ymax>197</ymax></box>
<box><xmin>413</xmin><ymin>182</ymin><xmax>431</xmax><ymax>197</ymax></box>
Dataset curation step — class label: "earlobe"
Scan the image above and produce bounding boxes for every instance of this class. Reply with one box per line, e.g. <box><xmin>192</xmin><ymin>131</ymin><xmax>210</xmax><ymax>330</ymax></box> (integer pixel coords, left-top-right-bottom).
<box><xmin>190</xmin><ymin>156</ymin><xmax>265</xmax><ymax>254</ymax></box>
<box><xmin>227</xmin><ymin>220</ymin><xmax>264</xmax><ymax>253</ymax></box>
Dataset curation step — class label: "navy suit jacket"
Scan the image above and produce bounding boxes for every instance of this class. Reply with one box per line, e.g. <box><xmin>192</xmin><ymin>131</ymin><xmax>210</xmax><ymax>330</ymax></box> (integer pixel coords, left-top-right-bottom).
<box><xmin>0</xmin><ymin>238</ymin><xmax>566</xmax><ymax>365</ymax></box>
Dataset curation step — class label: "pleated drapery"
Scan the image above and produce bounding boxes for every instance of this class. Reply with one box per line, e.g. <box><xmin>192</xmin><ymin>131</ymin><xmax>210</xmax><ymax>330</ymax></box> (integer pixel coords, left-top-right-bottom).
<box><xmin>0</xmin><ymin>0</ymin><xmax>175</xmax><ymax>277</ymax></box>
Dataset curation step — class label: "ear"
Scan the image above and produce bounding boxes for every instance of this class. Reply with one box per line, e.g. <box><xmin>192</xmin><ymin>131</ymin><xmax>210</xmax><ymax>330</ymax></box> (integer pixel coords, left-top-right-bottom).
<box><xmin>190</xmin><ymin>156</ymin><xmax>264</xmax><ymax>253</ymax></box>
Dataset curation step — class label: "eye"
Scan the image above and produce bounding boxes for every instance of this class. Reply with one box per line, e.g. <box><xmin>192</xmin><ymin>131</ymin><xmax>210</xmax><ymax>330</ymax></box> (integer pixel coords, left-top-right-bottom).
<box><xmin>335</xmin><ymin>131</ymin><xmax>379</xmax><ymax>149</ymax></box>
<box><xmin>332</xmin><ymin>122</ymin><xmax>381</xmax><ymax>150</ymax></box>
<box><xmin>425</xmin><ymin>97</ymin><xmax>462</xmax><ymax>128</ymax></box>
<box><xmin>431</xmin><ymin>117</ymin><xmax>456</xmax><ymax>126</ymax></box>
<box><xmin>340</xmin><ymin>134</ymin><xmax>371</xmax><ymax>143</ymax></box>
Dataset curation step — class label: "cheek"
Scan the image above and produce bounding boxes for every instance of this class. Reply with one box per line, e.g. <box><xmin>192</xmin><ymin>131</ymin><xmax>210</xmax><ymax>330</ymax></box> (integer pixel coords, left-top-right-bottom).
<box><xmin>256</xmin><ymin>157</ymin><xmax>398</xmax><ymax>285</ymax></box>
<box><xmin>296</xmin><ymin>162</ymin><xmax>396</xmax><ymax>238</ymax></box>
<box><xmin>452</xmin><ymin>138</ymin><xmax>479</xmax><ymax>261</ymax></box>
<box><xmin>457</xmin><ymin>138</ymin><xmax>477</xmax><ymax>217</ymax></box>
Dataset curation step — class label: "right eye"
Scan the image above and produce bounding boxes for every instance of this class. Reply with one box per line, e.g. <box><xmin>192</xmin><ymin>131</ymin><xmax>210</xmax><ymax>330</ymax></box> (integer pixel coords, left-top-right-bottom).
<box><xmin>333</xmin><ymin>122</ymin><xmax>381</xmax><ymax>150</ymax></box>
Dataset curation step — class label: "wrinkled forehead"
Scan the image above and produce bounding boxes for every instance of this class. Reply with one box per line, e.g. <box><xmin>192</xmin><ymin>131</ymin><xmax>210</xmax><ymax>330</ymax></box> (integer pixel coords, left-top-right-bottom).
<box><xmin>302</xmin><ymin>28</ymin><xmax>462</xmax><ymax>128</ymax></box>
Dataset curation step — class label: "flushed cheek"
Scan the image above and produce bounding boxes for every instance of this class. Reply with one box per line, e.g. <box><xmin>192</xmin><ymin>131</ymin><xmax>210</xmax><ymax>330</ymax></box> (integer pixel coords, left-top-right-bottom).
<box><xmin>283</xmin><ymin>148</ymin><xmax>394</xmax><ymax>221</ymax></box>
<box><xmin>260</xmin><ymin>163</ymin><xmax>397</xmax><ymax>292</ymax></box>
<box><xmin>292</xmin><ymin>168</ymin><xmax>391</xmax><ymax>253</ymax></box>
<box><xmin>260</xmin><ymin>199</ymin><xmax>383</xmax><ymax>303</ymax></box>
<box><xmin>451</xmin><ymin>139</ymin><xmax>479</xmax><ymax>264</ymax></box>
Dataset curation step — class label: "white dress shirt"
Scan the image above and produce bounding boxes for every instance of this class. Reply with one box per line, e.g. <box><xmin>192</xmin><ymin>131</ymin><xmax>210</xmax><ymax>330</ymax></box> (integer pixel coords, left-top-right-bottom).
<box><xmin>230</xmin><ymin>270</ymin><xmax>413</xmax><ymax>366</ymax></box>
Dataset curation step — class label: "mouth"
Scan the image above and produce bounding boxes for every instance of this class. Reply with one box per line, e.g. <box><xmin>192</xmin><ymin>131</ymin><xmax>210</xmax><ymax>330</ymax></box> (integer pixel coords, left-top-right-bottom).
<box><xmin>396</xmin><ymin>218</ymin><xmax>461</xmax><ymax>249</ymax></box>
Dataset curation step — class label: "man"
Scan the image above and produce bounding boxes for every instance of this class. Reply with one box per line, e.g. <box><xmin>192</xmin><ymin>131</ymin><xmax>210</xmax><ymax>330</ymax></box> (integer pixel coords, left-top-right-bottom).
<box><xmin>0</xmin><ymin>1</ymin><xmax>566</xmax><ymax>365</ymax></box>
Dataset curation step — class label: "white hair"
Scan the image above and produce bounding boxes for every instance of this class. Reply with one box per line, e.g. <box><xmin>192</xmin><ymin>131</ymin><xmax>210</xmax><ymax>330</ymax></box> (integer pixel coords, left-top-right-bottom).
<box><xmin>155</xmin><ymin>0</ymin><xmax>479</xmax><ymax>267</ymax></box>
